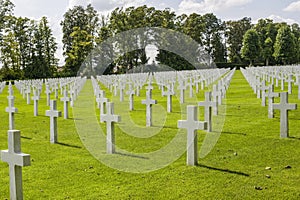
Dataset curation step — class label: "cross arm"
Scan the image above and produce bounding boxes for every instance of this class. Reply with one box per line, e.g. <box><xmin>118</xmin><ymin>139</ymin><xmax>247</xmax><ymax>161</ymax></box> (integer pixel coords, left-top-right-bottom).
<box><xmin>1</xmin><ymin>151</ymin><xmax>31</xmax><ymax>167</ymax></box>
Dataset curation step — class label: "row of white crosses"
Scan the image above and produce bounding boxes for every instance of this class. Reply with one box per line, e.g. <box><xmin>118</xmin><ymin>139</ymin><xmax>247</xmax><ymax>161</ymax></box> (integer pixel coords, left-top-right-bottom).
<box><xmin>241</xmin><ymin>66</ymin><xmax>298</xmax><ymax>138</ymax></box>
<box><xmin>92</xmin><ymin>70</ymin><xmax>235</xmax><ymax>165</ymax></box>
<box><xmin>178</xmin><ymin>69</ymin><xmax>236</xmax><ymax>166</ymax></box>
<box><xmin>5</xmin><ymin>77</ymin><xmax>86</xmax><ymax>143</ymax></box>
<box><xmin>0</xmin><ymin>81</ymin><xmax>6</xmax><ymax>93</ymax></box>
<box><xmin>2</xmin><ymin>83</ymin><xmax>30</xmax><ymax>199</ymax></box>
<box><xmin>92</xmin><ymin>77</ymin><xmax>119</xmax><ymax>154</ymax></box>
<box><xmin>1</xmin><ymin>77</ymin><xmax>87</xmax><ymax>199</ymax></box>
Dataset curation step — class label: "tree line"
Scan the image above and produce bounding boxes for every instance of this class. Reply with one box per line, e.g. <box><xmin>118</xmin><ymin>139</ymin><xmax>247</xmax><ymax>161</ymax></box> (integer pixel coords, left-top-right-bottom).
<box><xmin>0</xmin><ymin>1</ymin><xmax>300</xmax><ymax>80</ymax></box>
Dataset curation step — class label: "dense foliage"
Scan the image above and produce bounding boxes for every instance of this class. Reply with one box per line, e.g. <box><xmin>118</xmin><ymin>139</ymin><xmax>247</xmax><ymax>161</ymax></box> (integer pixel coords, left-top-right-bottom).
<box><xmin>1</xmin><ymin>1</ymin><xmax>300</xmax><ymax>79</ymax></box>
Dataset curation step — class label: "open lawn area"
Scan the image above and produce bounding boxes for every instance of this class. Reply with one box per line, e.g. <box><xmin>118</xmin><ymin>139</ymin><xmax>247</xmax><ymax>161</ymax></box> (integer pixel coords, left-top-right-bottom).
<box><xmin>0</xmin><ymin>70</ymin><xmax>300</xmax><ymax>199</ymax></box>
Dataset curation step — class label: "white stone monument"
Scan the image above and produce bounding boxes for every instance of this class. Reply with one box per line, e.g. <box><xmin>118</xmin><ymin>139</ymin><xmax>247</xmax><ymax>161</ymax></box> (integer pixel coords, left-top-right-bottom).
<box><xmin>101</xmin><ymin>102</ymin><xmax>121</xmax><ymax>154</ymax></box>
<box><xmin>6</xmin><ymin>95</ymin><xmax>18</xmax><ymax>130</ymax></box>
<box><xmin>45</xmin><ymin>100</ymin><xmax>62</xmax><ymax>143</ymax></box>
<box><xmin>178</xmin><ymin>105</ymin><xmax>207</xmax><ymax>166</ymax></box>
<box><xmin>273</xmin><ymin>92</ymin><xmax>297</xmax><ymax>138</ymax></box>
<box><xmin>198</xmin><ymin>92</ymin><xmax>216</xmax><ymax>132</ymax></box>
<box><xmin>142</xmin><ymin>90</ymin><xmax>157</xmax><ymax>127</ymax></box>
<box><xmin>60</xmin><ymin>89</ymin><xmax>70</xmax><ymax>119</ymax></box>
<box><xmin>1</xmin><ymin>130</ymin><xmax>31</xmax><ymax>200</ymax></box>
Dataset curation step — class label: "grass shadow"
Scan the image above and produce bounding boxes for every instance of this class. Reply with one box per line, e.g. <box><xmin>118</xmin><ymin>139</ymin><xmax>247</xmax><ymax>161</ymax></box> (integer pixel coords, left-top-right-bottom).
<box><xmin>222</xmin><ymin>131</ymin><xmax>247</xmax><ymax>136</ymax></box>
<box><xmin>152</xmin><ymin>125</ymin><xmax>178</xmax><ymax>130</ymax></box>
<box><xmin>115</xmin><ymin>152</ymin><xmax>149</xmax><ymax>160</ymax></box>
<box><xmin>289</xmin><ymin>137</ymin><xmax>300</xmax><ymax>140</ymax></box>
<box><xmin>197</xmin><ymin>164</ymin><xmax>250</xmax><ymax>177</ymax></box>
<box><xmin>21</xmin><ymin>136</ymin><xmax>32</xmax><ymax>140</ymax></box>
<box><xmin>56</xmin><ymin>142</ymin><xmax>82</xmax><ymax>149</ymax></box>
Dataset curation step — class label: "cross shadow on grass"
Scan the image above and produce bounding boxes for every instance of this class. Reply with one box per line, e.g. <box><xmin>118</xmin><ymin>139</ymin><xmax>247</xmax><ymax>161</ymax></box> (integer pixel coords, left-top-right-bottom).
<box><xmin>21</xmin><ymin>136</ymin><xmax>32</xmax><ymax>140</ymax></box>
<box><xmin>115</xmin><ymin>152</ymin><xmax>149</xmax><ymax>160</ymax></box>
<box><xmin>151</xmin><ymin>125</ymin><xmax>178</xmax><ymax>130</ymax></box>
<box><xmin>56</xmin><ymin>142</ymin><xmax>82</xmax><ymax>149</ymax></box>
<box><xmin>289</xmin><ymin>137</ymin><xmax>300</xmax><ymax>140</ymax></box>
<box><xmin>197</xmin><ymin>164</ymin><xmax>250</xmax><ymax>177</ymax></box>
<box><xmin>221</xmin><ymin>131</ymin><xmax>247</xmax><ymax>136</ymax></box>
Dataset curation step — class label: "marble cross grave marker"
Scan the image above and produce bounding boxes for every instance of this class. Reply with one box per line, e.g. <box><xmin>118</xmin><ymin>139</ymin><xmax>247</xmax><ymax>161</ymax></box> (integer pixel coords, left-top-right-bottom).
<box><xmin>177</xmin><ymin>80</ymin><xmax>186</xmax><ymax>104</ymax></box>
<box><xmin>25</xmin><ymin>87</ymin><xmax>31</xmax><ymax>105</ymax></box>
<box><xmin>267</xmin><ymin>85</ymin><xmax>279</xmax><ymax>119</ymax></box>
<box><xmin>1</xmin><ymin>130</ymin><xmax>31</xmax><ymax>200</ymax></box>
<box><xmin>101</xmin><ymin>102</ymin><xmax>121</xmax><ymax>154</ymax></box>
<box><xmin>273</xmin><ymin>92</ymin><xmax>297</xmax><ymax>138</ymax></box>
<box><xmin>162</xmin><ymin>85</ymin><xmax>174</xmax><ymax>113</ymax></box>
<box><xmin>45</xmin><ymin>100</ymin><xmax>62</xmax><ymax>143</ymax></box>
<box><xmin>32</xmin><ymin>89</ymin><xmax>40</xmax><ymax>116</ymax></box>
<box><xmin>126</xmin><ymin>84</ymin><xmax>135</xmax><ymax>111</ymax></box>
<box><xmin>178</xmin><ymin>105</ymin><xmax>207</xmax><ymax>166</ymax></box>
<box><xmin>45</xmin><ymin>85</ymin><xmax>51</xmax><ymax>106</ymax></box>
<box><xmin>96</xmin><ymin>91</ymin><xmax>109</xmax><ymax>123</ymax></box>
<box><xmin>6</xmin><ymin>95</ymin><xmax>18</xmax><ymax>130</ymax></box>
<box><xmin>198</xmin><ymin>92</ymin><xmax>217</xmax><ymax>132</ymax></box>
<box><xmin>142</xmin><ymin>90</ymin><xmax>157</xmax><ymax>127</ymax></box>
<box><xmin>259</xmin><ymin>80</ymin><xmax>269</xmax><ymax>107</ymax></box>
<box><xmin>60</xmin><ymin>89</ymin><xmax>70</xmax><ymax>119</ymax></box>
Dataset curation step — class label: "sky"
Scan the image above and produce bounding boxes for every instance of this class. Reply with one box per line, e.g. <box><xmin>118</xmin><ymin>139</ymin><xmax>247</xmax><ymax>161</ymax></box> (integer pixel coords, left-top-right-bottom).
<box><xmin>10</xmin><ymin>0</ymin><xmax>300</xmax><ymax>65</ymax></box>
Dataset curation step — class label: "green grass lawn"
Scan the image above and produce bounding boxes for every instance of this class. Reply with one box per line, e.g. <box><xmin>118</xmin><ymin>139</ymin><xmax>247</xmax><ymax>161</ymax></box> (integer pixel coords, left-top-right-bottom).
<box><xmin>0</xmin><ymin>70</ymin><xmax>300</xmax><ymax>199</ymax></box>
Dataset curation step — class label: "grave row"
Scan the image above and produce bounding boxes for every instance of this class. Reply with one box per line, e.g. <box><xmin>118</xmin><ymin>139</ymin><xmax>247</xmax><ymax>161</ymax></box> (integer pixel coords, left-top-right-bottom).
<box><xmin>1</xmin><ymin>76</ymin><xmax>87</xmax><ymax>199</ymax></box>
<box><xmin>92</xmin><ymin>68</ymin><xmax>236</xmax><ymax>166</ymax></box>
<box><xmin>1</xmin><ymin>68</ymin><xmax>235</xmax><ymax>199</ymax></box>
<box><xmin>241</xmin><ymin>66</ymin><xmax>299</xmax><ymax>138</ymax></box>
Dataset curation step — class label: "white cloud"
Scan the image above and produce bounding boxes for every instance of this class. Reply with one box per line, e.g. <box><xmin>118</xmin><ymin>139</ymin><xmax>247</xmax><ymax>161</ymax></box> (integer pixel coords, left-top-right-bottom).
<box><xmin>91</xmin><ymin>0</ymin><xmax>146</xmax><ymax>13</ymax></box>
<box><xmin>267</xmin><ymin>14</ymin><xmax>298</xmax><ymax>25</ymax></box>
<box><xmin>178</xmin><ymin>0</ymin><xmax>252</xmax><ymax>15</ymax></box>
<box><xmin>283</xmin><ymin>1</ymin><xmax>300</xmax><ymax>12</ymax></box>
<box><xmin>68</xmin><ymin>0</ymin><xmax>92</xmax><ymax>9</ymax></box>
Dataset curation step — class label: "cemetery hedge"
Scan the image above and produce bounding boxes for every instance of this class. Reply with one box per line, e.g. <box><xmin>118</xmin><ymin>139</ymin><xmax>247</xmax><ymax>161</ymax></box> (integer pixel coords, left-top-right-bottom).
<box><xmin>0</xmin><ymin>70</ymin><xmax>300</xmax><ymax>199</ymax></box>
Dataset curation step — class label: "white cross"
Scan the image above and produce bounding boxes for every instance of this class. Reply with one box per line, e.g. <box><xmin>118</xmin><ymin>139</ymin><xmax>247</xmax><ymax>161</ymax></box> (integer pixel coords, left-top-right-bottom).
<box><xmin>60</xmin><ymin>89</ymin><xmax>70</xmax><ymax>119</ymax></box>
<box><xmin>259</xmin><ymin>80</ymin><xmax>269</xmax><ymax>107</ymax></box>
<box><xmin>119</xmin><ymin>83</ymin><xmax>125</xmax><ymax>102</ymax></box>
<box><xmin>142</xmin><ymin>90</ymin><xmax>157</xmax><ymax>127</ymax></box>
<box><xmin>189</xmin><ymin>77</ymin><xmax>194</xmax><ymax>98</ymax></box>
<box><xmin>273</xmin><ymin>92</ymin><xmax>297</xmax><ymax>138</ymax></box>
<box><xmin>32</xmin><ymin>90</ymin><xmax>40</xmax><ymax>116</ymax></box>
<box><xmin>96</xmin><ymin>91</ymin><xmax>109</xmax><ymax>122</ymax></box>
<box><xmin>177</xmin><ymin>81</ymin><xmax>186</xmax><ymax>104</ymax></box>
<box><xmin>1</xmin><ymin>130</ymin><xmax>31</xmax><ymax>200</ymax></box>
<box><xmin>212</xmin><ymin>84</ymin><xmax>222</xmax><ymax>113</ymax></box>
<box><xmin>45</xmin><ymin>85</ymin><xmax>51</xmax><ymax>106</ymax></box>
<box><xmin>45</xmin><ymin>100</ymin><xmax>62</xmax><ymax>143</ymax></box>
<box><xmin>101</xmin><ymin>102</ymin><xmax>121</xmax><ymax>154</ymax></box>
<box><xmin>267</xmin><ymin>85</ymin><xmax>279</xmax><ymax>119</ymax></box>
<box><xmin>25</xmin><ymin>87</ymin><xmax>31</xmax><ymax>105</ymax></box>
<box><xmin>6</xmin><ymin>95</ymin><xmax>18</xmax><ymax>130</ymax></box>
<box><xmin>146</xmin><ymin>81</ymin><xmax>154</xmax><ymax>92</ymax></box>
<box><xmin>178</xmin><ymin>105</ymin><xmax>207</xmax><ymax>166</ymax></box>
<box><xmin>162</xmin><ymin>85</ymin><xmax>174</xmax><ymax>113</ymax></box>
<box><xmin>286</xmin><ymin>75</ymin><xmax>294</xmax><ymax>94</ymax></box>
<box><xmin>126</xmin><ymin>84</ymin><xmax>135</xmax><ymax>111</ymax></box>
<box><xmin>198</xmin><ymin>92</ymin><xmax>217</xmax><ymax>132</ymax></box>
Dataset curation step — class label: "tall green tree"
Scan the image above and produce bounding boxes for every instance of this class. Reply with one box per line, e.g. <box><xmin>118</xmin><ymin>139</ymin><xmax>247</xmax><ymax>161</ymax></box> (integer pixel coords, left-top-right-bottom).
<box><xmin>226</xmin><ymin>17</ymin><xmax>252</xmax><ymax>63</ymax></box>
<box><xmin>263</xmin><ymin>37</ymin><xmax>273</xmax><ymax>66</ymax></box>
<box><xmin>0</xmin><ymin>0</ymin><xmax>14</xmax><ymax>37</ymax></box>
<box><xmin>65</xmin><ymin>26</ymin><xmax>93</xmax><ymax>76</ymax></box>
<box><xmin>291</xmin><ymin>23</ymin><xmax>300</xmax><ymax>63</ymax></box>
<box><xmin>202</xmin><ymin>13</ymin><xmax>225</xmax><ymax>63</ymax></box>
<box><xmin>254</xmin><ymin>19</ymin><xmax>278</xmax><ymax>65</ymax></box>
<box><xmin>61</xmin><ymin>4</ymin><xmax>98</xmax><ymax>75</ymax></box>
<box><xmin>241</xmin><ymin>29</ymin><xmax>261</xmax><ymax>66</ymax></box>
<box><xmin>273</xmin><ymin>25</ymin><xmax>297</xmax><ymax>65</ymax></box>
<box><xmin>26</xmin><ymin>16</ymin><xmax>58</xmax><ymax>78</ymax></box>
